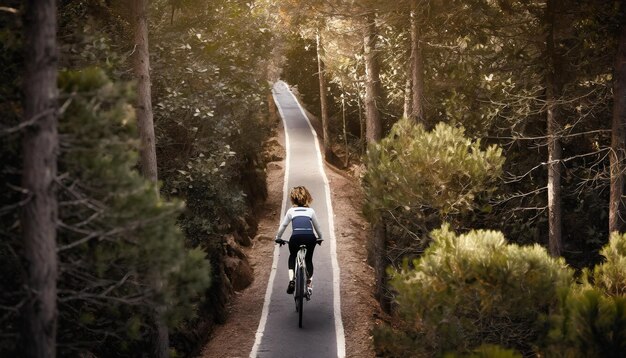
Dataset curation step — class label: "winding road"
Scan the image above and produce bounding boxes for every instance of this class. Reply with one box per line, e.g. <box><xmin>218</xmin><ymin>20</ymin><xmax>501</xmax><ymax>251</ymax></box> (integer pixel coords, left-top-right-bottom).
<box><xmin>249</xmin><ymin>81</ymin><xmax>346</xmax><ymax>358</ymax></box>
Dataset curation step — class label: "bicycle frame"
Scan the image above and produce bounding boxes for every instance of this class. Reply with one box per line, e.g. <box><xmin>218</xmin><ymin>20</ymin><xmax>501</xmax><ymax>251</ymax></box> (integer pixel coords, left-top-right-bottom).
<box><xmin>294</xmin><ymin>244</ymin><xmax>309</xmax><ymax>328</ymax></box>
<box><xmin>276</xmin><ymin>238</ymin><xmax>322</xmax><ymax>328</ymax></box>
<box><xmin>295</xmin><ymin>245</ymin><xmax>308</xmax><ymax>285</ymax></box>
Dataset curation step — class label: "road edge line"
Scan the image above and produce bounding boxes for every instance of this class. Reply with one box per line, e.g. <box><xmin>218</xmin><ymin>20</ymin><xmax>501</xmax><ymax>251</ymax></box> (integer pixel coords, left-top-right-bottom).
<box><xmin>284</xmin><ymin>84</ymin><xmax>347</xmax><ymax>358</ymax></box>
<box><xmin>249</xmin><ymin>81</ymin><xmax>291</xmax><ymax>358</ymax></box>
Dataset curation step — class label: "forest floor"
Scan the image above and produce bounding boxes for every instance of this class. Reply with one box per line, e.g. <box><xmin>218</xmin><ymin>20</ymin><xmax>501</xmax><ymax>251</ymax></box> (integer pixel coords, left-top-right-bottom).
<box><xmin>200</xmin><ymin>115</ymin><xmax>379</xmax><ymax>357</ymax></box>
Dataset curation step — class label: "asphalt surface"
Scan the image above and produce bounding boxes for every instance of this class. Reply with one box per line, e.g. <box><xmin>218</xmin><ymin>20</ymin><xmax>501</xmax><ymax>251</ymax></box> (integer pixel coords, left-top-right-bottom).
<box><xmin>252</xmin><ymin>81</ymin><xmax>344</xmax><ymax>357</ymax></box>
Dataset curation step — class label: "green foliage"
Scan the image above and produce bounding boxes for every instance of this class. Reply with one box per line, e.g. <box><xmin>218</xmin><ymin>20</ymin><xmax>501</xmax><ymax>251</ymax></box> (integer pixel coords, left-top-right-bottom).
<box><xmin>55</xmin><ymin>68</ymin><xmax>211</xmax><ymax>355</ymax></box>
<box><xmin>144</xmin><ymin>2</ymin><xmax>274</xmax><ymax>353</ymax></box>
<box><xmin>282</xmin><ymin>33</ymin><xmax>322</xmax><ymax>114</ymax></box>
<box><xmin>374</xmin><ymin>225</ymin><xmax>573</xmax><ymax>356</ymax></box>
<box><xmin>587</xmin><ymin>232</ymin><xmax>626</xmax><ymax>297</ymax></box>
<box><xmin>544</xmin><ymin>234</ymin><xmax>626</xmax><ymax>356</ymax></box>
<box><xmin>363</xmin><ymin>118</ymin><xmax>504</xmax><ymax>258</ymax></box>
<box><xmin>364</xmin><ymin>118</ymin><xmax>504</xmax><ymax>220</ymax></box>
<box><xmin>547</xmin><ymin>288</ymin><xmax>626</xmax><ymax>358</ymax></box>
<box><xmin>292</xmin><ymin>0</ymin><xmax>616</xmax><ymax>268</ymax></box>
<box><xmin>150</xmin><ymin>0</ymin><xmax>272</xmax><ymax>246</ymax></box>
<box><xmin>52</xmin><ymin>1</ymin><xmax>274</xmax><ymax>355</ymax></box>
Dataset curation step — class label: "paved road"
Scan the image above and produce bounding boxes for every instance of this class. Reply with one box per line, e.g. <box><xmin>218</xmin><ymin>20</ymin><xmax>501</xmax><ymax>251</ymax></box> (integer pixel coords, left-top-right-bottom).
<box><xmin>250</xmin><ymin>81</ymin><xmax>345</xmax><ymax>358</ymax></box>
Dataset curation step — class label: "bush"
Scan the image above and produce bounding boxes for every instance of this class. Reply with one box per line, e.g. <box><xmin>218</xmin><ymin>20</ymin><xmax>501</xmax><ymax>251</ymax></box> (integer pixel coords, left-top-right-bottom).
<box><xmin>363</xmin><ymin>119</ymin><xmax>505</xmax><ymax>256</ymax></box>
<box><xmin>547</xmin><ymin>288</ymin><xmax>626</xmax><ymax>357</ymax></box>
<box><xmin>364</xmin><ymin>119</ymin><xmax>504</xmax><ymax>221</ymax></box>
<box><xmin>588</xmin><ymin>232</ymin><xmax>626</xmax><ymax>297</ymax></box>
<box><xmin>545</xmin><ymin>233</ymin><xmax>626</xmax><ymax>357</ymax></box>
<box><xmin>374</xmin><ymin>225</ymin><xmax>573</xmax><ymax>357</ymax></box>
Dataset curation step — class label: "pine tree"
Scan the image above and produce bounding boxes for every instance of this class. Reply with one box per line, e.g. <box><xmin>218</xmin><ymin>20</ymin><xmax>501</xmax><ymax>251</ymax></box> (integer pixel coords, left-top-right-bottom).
<box><xmin>20</xmin><ymin>1</ymin><xmax>59</xmax><ymax>356</ymax></box>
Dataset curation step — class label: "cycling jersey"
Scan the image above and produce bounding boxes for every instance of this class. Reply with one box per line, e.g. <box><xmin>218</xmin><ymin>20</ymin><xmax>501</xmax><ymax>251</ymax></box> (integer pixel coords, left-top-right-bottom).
<box><xmin>276</xmin><ymin>206</ymin><xmax>322</xmax><ymax>240</ymax></box>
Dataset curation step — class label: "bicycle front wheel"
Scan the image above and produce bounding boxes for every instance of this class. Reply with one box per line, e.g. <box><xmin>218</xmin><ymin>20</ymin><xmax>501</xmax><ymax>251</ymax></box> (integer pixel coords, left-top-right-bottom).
<box><xmin>296</xmin><ymin>266</ymin><xmax>305</xmax><ymax>328</ymax></box>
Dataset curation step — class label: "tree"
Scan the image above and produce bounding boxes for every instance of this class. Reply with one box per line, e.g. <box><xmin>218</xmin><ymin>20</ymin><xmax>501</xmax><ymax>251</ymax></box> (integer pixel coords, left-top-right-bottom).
<box><xmin>317</xmin><ymin>29</ymin><xmax>333</xmax><ymax>159</ymax></box>
<box><xmin>131</xmin><ymin>1</ymin><xmax>168</xmax><ymax>356</ymax></box>
<box><xmin>52</xmin><ymin>68</ymin><xmax>211</xmax><ymax>356</ymax></box>
<box><xmin>147</xmin><ymin>0</ymin><xmax>274</xmax><ymax>352</ymax></box>
<box><xmin>610</xmin><ymin>3</ymin><xmax>626</xmax><ymax>234</ymax></box>
<box><xmin>363</xmin><ymin>118</ymin><xmax>504</xmax><ymax>310</ymax></box>
<box><xmin>545</xmin><ymin>0</ymin><xmax>564</xmax><ymax>256</ymax></box>
<box><xmin>20</xmin><ymin>0</ymin><xmax>59</xmax><ymax>356</ymax></box>
<box><xmin>363</xmin><ymin>12</ymin><xmax>383</xmax><ymax>143</ymax></box>
<box><xmin>409</xmin><ymin>0</ymin><xmax>425</xmax><ymax>123</ymax></box>
<box><xmin>133</xmin><ymin>0</ymin><xmax>158</xmax><ymax>182</ymax></box>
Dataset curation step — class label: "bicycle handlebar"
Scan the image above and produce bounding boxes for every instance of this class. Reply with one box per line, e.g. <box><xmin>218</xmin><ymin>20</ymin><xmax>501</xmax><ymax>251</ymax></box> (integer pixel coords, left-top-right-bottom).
<box><xmin>275</xmin><ymin>238</ymin><xmax>324</xmax><ymax>246</ymax></box>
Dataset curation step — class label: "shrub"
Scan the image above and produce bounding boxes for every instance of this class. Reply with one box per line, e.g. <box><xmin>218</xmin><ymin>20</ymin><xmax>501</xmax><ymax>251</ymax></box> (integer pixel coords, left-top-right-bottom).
<box><xmin>588</xmin><ymin>232</ymin><xmax>626</xmax><ymax>297</ymax></box>
<box><xmin>547</xmin><ymin>288</ymin><xmax>626</xmax><ymax>357</ymax></box>
<box><xmin>545</xmin><ymin>233</ymin><xmax>626</xmax><ymax>357</ymax></box>
<box><xmin>363</xmin><ymin>119</ymin><xmax>505</xmax><ymax>255</ymax></box>
<box><xmin>364</xmin><ymin>119</ymin><xmax>504</xmax><ymax>221</ymax></box>
<box><xmin>374</xmin><ymin>225</ymin><xmax>573</xmax><ymax>356</ymax></box>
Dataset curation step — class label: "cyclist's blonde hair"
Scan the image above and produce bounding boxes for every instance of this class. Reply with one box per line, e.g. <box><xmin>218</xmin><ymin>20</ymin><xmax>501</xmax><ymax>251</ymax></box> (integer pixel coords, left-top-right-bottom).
<box><xmin>290</xmin><ymin>186</ymin><xmax>313</xmax><ymax>207</ymax></box>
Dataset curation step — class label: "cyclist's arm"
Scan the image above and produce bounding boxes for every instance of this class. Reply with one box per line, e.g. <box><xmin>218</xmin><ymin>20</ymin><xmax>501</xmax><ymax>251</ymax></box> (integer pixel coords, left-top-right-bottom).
<box><xmin>310</xmin><ymin>211</ymin><xmax>323</xmax><ymax>240</ymax></box>
<box><xmin>275</xmin><ymin>210</ymin><xmax>292</xmax><ymax>239</ymax></box>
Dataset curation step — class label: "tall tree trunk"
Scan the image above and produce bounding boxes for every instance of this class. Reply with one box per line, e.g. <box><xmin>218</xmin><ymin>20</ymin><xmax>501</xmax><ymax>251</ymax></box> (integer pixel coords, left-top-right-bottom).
<box><xmin>132</xmin><ymin>1</ymin><xmax>168</xmax><ymax>357</ymax></box>
<box><xmin>373</xmin><ymin>219</ymin><xmax>390</xmax><ymax>313</ymax></box>
<box><xmin>152</xmin><ymin>283</ymin><xmax>169</xmax><ymax>358</ymax></box>
<box><xmin>610</xmin><ymin>3</ymin><xmax>626</xmax><ymax>234</ymax></box>
<box><xmin>546</xmin><ymin>0</ymin><xmax>562</xmax><ymax>256</ymax></box>
<box><xmin>21</xmin><ymin>1</ymin><xmax>59</xmax><ymax>356</ymax></box>
<box><xmin>357</xmin><ymin>87</ymin><xmax>365</xmax><ymax>151</ymax></box>
<box><xmin>363</xmin><ymin>13</ymin><xmax>382</xmax><ymax>143</ymax></box>
<box><xmin>341</xmin><ymin>87</ymin><xmax>349</xmax><ymax>167</ymax></box>
<box><xmin>316</xmin><ymin>31</ymin><xmax>332</xmax><ymax>159</ymax></box>
<box><xmin>410</xmin><ymin>0</ymin><xmax>425</xmax><ymax>123</ymax></box>
<box><xmin>403</xmin><ymin>77</ymin><xmax>412</xmax><ymax>119</ymax></box>
<box><xmin>133</xmin><ymin>0</ymin><xmax>158</xmax><ymax>183</ymax></box>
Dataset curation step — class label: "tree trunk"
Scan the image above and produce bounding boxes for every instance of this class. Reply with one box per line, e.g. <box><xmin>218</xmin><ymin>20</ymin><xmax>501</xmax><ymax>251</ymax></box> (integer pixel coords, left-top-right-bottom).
<box><xmin>341</xmin><ymin>88</ymin><xmax>349</xmax><ymax>167</ymax></box>
<box><xmin>20</xmin><ymin>1</ymin><xmax>59</xmax><ymax>356</ymax></box>
<box><xmin>363</xmin><ymin>13</ymin><xmax>382</xmax><ymax>143</ymax></box>
<box><xmin>546</xmin><ymin>0</ymin><xmax>562</xmax><ymax>256</ymax></box>
<box><xmin>152</xmin><ymin>292</ymin><xmax>169</xmax><ymax>358</ymax></box>
<box><xmin>610</xmin><ymin>3</ymin><xmax>626</xmax><ymax>234</ymax></box>
<box><xmin>357</xmin><ymin>88</ymin><xmax>365</xmax><ymax>152</ymax></box>
<box><xmin>373</xmin><ymin>219</ymin><xmax>390</xmax><ymax>313</ymax></box>
<box><xmin>132</xmin><ymin>1</ymin><xmax>168</xmax><ymax>356</ymax></box>
<box><xmin>410</xmin><ymin>0</ymin><xmax>425</xmax><ymax>123</ymax></box>
<box><xmin>133</xmin><ymin>0</ymin><xmax>158</xmax><ymax>183</ymax></box>
<box><xmin>316</xmin><ymin>31</ymin><xmax>332</xmax><ymax>159</ymax></box>
<box><xmin>403</xmin><ymin>77</ymin><xmax>412</xmax><ymax>119</ymax></box>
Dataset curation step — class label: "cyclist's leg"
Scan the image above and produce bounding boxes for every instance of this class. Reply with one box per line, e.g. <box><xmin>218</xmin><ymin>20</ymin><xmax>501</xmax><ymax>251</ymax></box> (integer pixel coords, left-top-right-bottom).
<box><xmin>286</xmin><ymin>235</ymin><xmax>303</xmax><ymax>294</ymax></box>
<box><xmin>288</xmin><ymin>235</ymin><xmax>306</xmax><ymax>279</ymax></box>
<box><xmin>287</xmin><ymin>238</ymin><xmax>298</xmax><ymax>273</ymax></box>
<box><xmin>304</xmin><ymin>235</ymin><xmax>316</xmax><ymax>279</ymax></box>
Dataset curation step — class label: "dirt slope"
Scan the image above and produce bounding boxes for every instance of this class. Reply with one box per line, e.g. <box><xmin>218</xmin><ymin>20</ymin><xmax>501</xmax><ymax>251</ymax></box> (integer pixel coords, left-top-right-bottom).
<box><xmin>200</xmin><ymin>121</ymin><xmax>377</xmax><ymax>358</ymax></box>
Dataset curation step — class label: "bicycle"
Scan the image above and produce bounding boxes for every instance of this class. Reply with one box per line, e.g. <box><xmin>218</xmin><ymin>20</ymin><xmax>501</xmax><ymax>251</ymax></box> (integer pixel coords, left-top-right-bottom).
<box><xmin>276</xmin><ymin>238</ymin><xmax>323</xmax><ymax>328</ymax></box>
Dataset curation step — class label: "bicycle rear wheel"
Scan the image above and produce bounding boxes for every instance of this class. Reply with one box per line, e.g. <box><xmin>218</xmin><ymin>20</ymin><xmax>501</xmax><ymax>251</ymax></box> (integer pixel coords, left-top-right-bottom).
<box><xmin>296</xmin><ymin>266</ymin><xmax>305</xmax><ymax>328</ymax></box>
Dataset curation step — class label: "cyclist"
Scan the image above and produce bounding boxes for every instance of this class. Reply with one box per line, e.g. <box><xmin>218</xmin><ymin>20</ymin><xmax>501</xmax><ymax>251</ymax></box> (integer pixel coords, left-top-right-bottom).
<box><xmin>275</xmin><ymin>186</ymin><xmax>322</xmax><ymax>294</ymax></box>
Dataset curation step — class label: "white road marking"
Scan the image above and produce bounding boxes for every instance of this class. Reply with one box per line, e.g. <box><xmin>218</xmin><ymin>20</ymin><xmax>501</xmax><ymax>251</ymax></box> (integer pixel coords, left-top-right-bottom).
<box><xmin>283</xmin><ymin>83</ymin><xmax>346</xmax><ymax>358</ymax></box>
<box><xmin>249</xmin><ymin>82</ymin><xmax>291</xmax><ymax>358</ymax></box>
<box><xmin>250</xmin><ymin>81</ymin><xmax>346</xmax><ymax>358</ymax></box>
